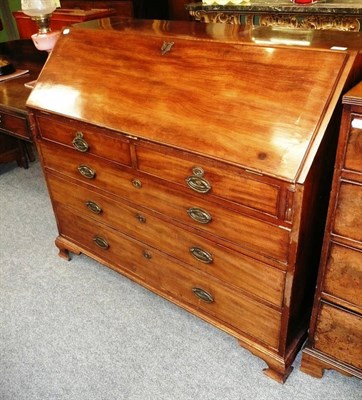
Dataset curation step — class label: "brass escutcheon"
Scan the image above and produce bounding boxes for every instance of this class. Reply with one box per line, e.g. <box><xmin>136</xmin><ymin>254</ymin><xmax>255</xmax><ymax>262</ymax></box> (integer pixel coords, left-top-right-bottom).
<box><xmin>143</xmin><ymin>250</ymin><xmax>152</xmax><ymax>260</ymax></box>
<box><xmin>136</xmin><ymin>214</ymin><xmax>146</xmax><ymax>223</ymax></box>
<box><xmin>132</xmin><ymin>178</ymin><xmax>142</xmax><ymax>189</ymax></box>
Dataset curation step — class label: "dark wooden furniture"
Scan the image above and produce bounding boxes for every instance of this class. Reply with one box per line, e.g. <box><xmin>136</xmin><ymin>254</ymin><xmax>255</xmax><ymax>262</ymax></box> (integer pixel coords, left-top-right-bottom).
<box><xmin>0</xmin><ymin>40</ymin><xmax>47</xmax><ymax>168</ymax></box>
<box><xmin>26</xmin><ymin>19</ymin><xmax>362</xmax><ymax>383</ymax></box>
<box><xmin>13</xmin><ymin>8</ymin><xmax>117</xmax><ymax>39</ymax></box>
<box><xmin>300</xmin><ymin>82</ymin><xmax>362</xmax><ymax>380</ymax></box>
<box><xmin>187</xmin><ymin>1</ymin><xmax>362</xmax><ymax>31</ymax></box>
<box><xmin>60</xmin><ymin>1</ymin><xmax>133</xmax><ymax>17</ymax></box>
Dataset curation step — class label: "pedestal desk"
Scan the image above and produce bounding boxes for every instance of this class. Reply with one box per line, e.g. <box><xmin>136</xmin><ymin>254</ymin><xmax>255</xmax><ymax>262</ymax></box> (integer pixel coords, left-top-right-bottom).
<box><xmin>27</xmin><ymin>19</ymin><xmax>362</xmax><ymax>382</ymax></box>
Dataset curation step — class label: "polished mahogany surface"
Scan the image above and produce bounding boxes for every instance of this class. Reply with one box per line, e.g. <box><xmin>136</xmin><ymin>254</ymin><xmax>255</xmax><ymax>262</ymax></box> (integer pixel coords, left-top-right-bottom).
<box><xmin>27</xmin><ymin>19</ymin><xmax>362</xmax><ymax>183</ymax></box>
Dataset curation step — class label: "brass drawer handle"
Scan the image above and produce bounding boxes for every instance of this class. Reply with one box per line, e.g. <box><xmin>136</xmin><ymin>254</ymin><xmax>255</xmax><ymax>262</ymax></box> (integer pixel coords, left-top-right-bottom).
<box><xmin>187</xmin><ymin>207</ymin><xmax>212</xmax><ymax>224</ymax></box>
<box><xmin>72</xmin><ymin>131</ymin><xmax>89</xmax><ymax>152</ymax></box>
<box><xmin>78</xmin><ymin>165</ymin><xmax>96</xmax><ymax>179</ymax></box>
<box><xmin>92</xmin><ymin>235</ymin><xmax>109</xmax><ymax>250</ymax></box>
<box><xmin>190</xmin><ymin>247</ymin><xmax>213</xmax><ymax>264</ymax></box>
<box><xmin>192</xmin><ymin>287</ymin><xmax>214</xmax><ymax>303</ymax></box>
<box><xmin>85</xmin><ymin>200</ymin><xmax>102</xmax><ymax>214</ymax></box>
<box><xmin>186</xmin><ymin>175</ymin><xmax>211</xmax><ymax>194</ymax></box>
<box><xmin>132</xmin><ymin>178</ymin><xmax>142</xmax><ymax>189</ymax></box>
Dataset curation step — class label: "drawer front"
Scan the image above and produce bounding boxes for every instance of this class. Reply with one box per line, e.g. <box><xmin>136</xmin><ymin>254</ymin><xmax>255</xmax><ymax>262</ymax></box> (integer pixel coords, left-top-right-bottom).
<box><xmin>40</xmin><ymin>142</ymin><xmax>290</xmax><ymax>262</ymax></box>
<box><xmin>323</xmin><ymin>243</ymin><xmax>362</xmax><ymax>309</ymax></box>
<box><xmin>0</xmin><ymin>111</ymin><xmax>29</xmax><ymax>139</ymax></box>
<box><xmin>136</xmin><ymin>143</ymin><xmax>280</xmax><ymax>216</ymax></box>
<box><xmin>314</xmin><ymin>302</ymin><xmax>362</xmax><ymax>369</ymax></box>
<box><xmin>48</xmin><ymin>173</ymin><xmax>285</xmax><ymax>307</ymax></box>
<box><xmin>37</xmin><ymin>116</ymin><xmax>132</xmax><ymax>166</ymax></box>
<box><xmin>56</xmin><ymin>206</ymin><xmax>281</xmax><ymax>349</ymax></box>
<box><xmin>333</xmin><ymin>181</ymin><xmax>362</xmax><ymax>243</ymax></box>
<box><xmin>345</xmin><ymin>116</ymin><xmax>362</xmax><ymax>173</ymax></box>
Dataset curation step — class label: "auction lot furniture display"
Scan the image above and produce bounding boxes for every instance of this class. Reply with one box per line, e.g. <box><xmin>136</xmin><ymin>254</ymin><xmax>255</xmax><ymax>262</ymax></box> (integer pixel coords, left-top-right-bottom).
<box><xmin>26</xmin><ymin>18</ymin><xmax>362</xmax><ymax>382</ymax></box>
<box><xmin>300</xmin><ymin>81</ymin><xmax>362</xmax><ymax>380</ymax></box>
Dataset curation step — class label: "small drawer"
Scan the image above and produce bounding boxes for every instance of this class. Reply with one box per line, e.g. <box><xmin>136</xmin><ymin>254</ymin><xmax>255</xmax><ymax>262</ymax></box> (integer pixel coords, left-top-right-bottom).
<box><xmin>41</xmin><ymin>142</ymin><xmax>290</xmax><ymax>263</ymax></box>
<box><xmin>333</xmin><ymin>181</ymin><xmax>362</xmax><ymax>243</ymax></box>
<box><xmin>36</xmin><ymin>115</ymin><xmax>132</xmax><ymax>166</ymax></box>
<box><xmin>314</xmin><ymin>302</ymin><xmax>362</xmax><ymax>370</ymax></box>
<box><xmin>56</xmin><ymin>206</ymin><xmax>281</xmax><ymax>349</ymax></box>
<box><xmin>0</xmin><ymin>111</ymin><xmax>29</xmax><ymax>140</ymax></box>
<box><xmin>345</xmin><ymin>115</ymin><xmax>362</xmax><ymax>173</ymax></box>
<box><xmin>135</xmin><ymin>142</ymin><xmax>281</xmax><ymax>216</ymax></box>
<box><xmin>323</xmin><ymin>243</ymin><xmax>362</xmax><ymax>309</ymax></box>
<box><xmin>47</xmin><ymin>173</ymin><xmax>285</xmax><ymax>307</ymax></box>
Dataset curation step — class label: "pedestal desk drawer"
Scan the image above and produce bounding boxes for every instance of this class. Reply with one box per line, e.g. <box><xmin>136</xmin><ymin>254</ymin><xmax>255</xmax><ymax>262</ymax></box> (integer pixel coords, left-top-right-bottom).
<box><xmin>0</xmin><ymin>111</ymin><xmax>28</xmax><ymax>140</ymax></box>
<box><xmin>333</xmin><ymin>181</ymin><xmax>362</xmax><ymax>243</ymax></box>
<box><xmin>40</xmin><ymin>142</ymin><xmax>290</xmax><ymax>262</ymax></box>
<box><xmin>323</xmin><ymin>243</ymin><xmax>362</xmax><ymax>309</ymax></box>
<box><xmin>56</xmin><ymin>206</ymin><xmax>281</xmax><ymax>349</ymax></box>
<box><xmin>136</xmin><ymin>143</ymin><xmax>280</xmax><ymax>216</ymax></box>
<box><xmin>314</xmin><ymin>302</ymin><xmax>362</xmax><ymax>369</ymax></box>
<box><xmin>37</xmin><ymin>116</ymin><xmax>132</xmax><ymax>166</ymax></box>
<box><xmin>345</xmin><ymin>116</ymin><xmax>362</xmax><ymax>173</ymax></box>
<box><xmin>48</xmin><ymin>174</ymin><xmax>285</xmax><ymax>307</ymax></box>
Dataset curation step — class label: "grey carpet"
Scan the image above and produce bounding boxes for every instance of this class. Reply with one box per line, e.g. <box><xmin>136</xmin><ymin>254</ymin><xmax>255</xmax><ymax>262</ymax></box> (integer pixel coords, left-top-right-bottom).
<box><xmin>0</xmin><ymin>160</ymin><xmax>361</xmax><ymax>400</ymax></box>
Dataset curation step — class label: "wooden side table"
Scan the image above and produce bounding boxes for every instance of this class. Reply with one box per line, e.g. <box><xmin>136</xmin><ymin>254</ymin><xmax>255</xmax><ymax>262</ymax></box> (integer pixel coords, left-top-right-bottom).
<box><xmin>0</xmin><ymin>40</ymin><xmax>47</xmax><ymax>168</ymax></box>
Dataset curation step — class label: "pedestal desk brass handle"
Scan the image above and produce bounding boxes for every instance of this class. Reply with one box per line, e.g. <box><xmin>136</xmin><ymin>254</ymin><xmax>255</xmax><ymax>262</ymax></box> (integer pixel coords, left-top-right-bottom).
<box><xmin>187</xmin><ymin>207</ymin><xmax>212</xmax><ymax>224</ymax></box>
<box><xmin>192</xmin><ymin>287</ymin><xmax>214</xmax><ymax>303</ymax></box>
<box><xmin>85</xmin><ymin>200</ymin><xmax>102</xmax><ymax>214</ymax></box>
<box><xmin>72</xmin><ymin>131</ymin><xmax>89</xmax><ymax>152</ymax></box>
<box><xmin>190</xmin><ymin>247</ymin><xmax>213</xmax><ymax>264</ymax></box>
<box><xmin>136</xmin><ymin>214</ymin><xmax>146</xmax><ymax>223</ymax></box>
<box><xmin>143</xmin><ymin>250</ymin><xmax>152</xmax><ymax>259</ymax></box>
<box><xmin>78</xmin><ymin>165</ymin><xmax>96</xmax><ymax>179</ymax></box>
<box><xmin>186</xmin><ymin>175</ymin><xmax>211</xmax><ymax>194</ymax></box>
<box><xmin>92</xmin><ymin>235</ymin><xmax>109</xmax><ymax>249</ymax></box>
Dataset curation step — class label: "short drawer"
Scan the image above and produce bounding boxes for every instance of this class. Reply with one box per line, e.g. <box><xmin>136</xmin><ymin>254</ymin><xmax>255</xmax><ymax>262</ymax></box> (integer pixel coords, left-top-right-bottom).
<box><xmin>314</xmin><ymin>302</ymin><xmax>362</xmax><ymax>369</ymax></box>
<box><xmin>0</xmin><ymin>110</ymin><xmax>29</xmax><ymax>140</ymax></box>
<box><xmin>136</xmin><ymin>142</ymin><xmax>281</xmax><ymax>216</ymax></box>
<box><xmin>345</xmin><ymin>115</ymin><xmax>362</xmax><ymax>173</ymax></box>
<box><xmin>333</xmin><ymin>181</ymin><xmax>362</xmax><ymax>243</ymax></box>
<box><xmin>40</xmin><ymin>141</ymin><xmax>290</xmax><ymax>263</ymax></box>
<box><xmin>56</xmin><ymin>206</ymin><xmax>281</xmax><ymax>349</ymax></box>
<box><xmin>323</xmin><ymin>243</ymin><xmax>362</xmax><ymax>309</ymax></box>
<box><xmin>36</xmin><ymin>115</ymin><xmax>132</xmax><ymax>166</ymax></box>
<box><xmin>48</xmin><ymin>173</ymin><xmax>286</xmax><ymax>307</ymax></box>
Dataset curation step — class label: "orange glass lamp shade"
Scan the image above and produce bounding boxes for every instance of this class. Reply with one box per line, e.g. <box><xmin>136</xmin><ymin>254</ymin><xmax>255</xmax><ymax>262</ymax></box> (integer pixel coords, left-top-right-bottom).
<box><xmin>21</xmin><ymin>0</ymin><xmax>60</xmax><ymax>52</ymax></box>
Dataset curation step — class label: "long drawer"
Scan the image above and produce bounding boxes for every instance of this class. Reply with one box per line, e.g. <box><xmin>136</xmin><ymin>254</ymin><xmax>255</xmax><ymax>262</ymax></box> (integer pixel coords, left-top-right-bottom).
<box><xmin>135</xmin><ymin>141</ymin><xmax>281</xmax><ymax>216</ymax></box>
<box><xmin>40</xmin><ymin>141</ymin><xmax>290</xmax><ymax>262</ymax></box>
<box><xmin>48</xmin><ymin>173</ymin><xmax>285</xmax><ymax>307</ymax></box>
<box><xmin>55</xmin><ymin>205</ymin><xmax>282</xmax><ymax>349</ymax></box>
<box><xmin>314</xmin><ymin>302</ymin><xmax>362</xmax><ymax>369</ymax></box>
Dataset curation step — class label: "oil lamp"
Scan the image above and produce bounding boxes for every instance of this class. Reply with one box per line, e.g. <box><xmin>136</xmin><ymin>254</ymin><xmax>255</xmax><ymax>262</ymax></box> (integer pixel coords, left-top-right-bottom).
<box><xmin>21</xmin><ymin>0</ymin><xmax>61</xmax><ymax>52</ymax></box>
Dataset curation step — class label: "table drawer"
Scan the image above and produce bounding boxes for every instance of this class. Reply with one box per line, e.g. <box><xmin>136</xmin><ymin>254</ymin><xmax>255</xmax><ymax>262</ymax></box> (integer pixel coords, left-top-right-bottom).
<box><xmin>37</xmin><ymin>115</ymin><xmax>132</xmax><ymax>166</ymax></box>
<box><xmin>56</xmin><ymin>205</ymin><xmax>281</xmax><ymax>349</ymax></box>
<box><xmin>0</xmin><ymin>110</ymin><xmax>29</xmax><ymax>140</ymax></box>
<box><xmin>136</xmin><ymin>142</ymin><xmax>280</xmax><ymax>216</ymax></box>
<box><xmin>48</xmin><ymin>173</ymin><xmax>285</xmax><ymax>307</ymax></box>
<box><xmin>345</xmin><ymin>115</ymin><xmax>362</xmax><ymax>173</ymax></box>
<box><xmin>323</xmin><ymin>243</ymin><xmax>362</xmax><ymax>309</ymax></box>
<box><xmin>41</xmin><ymin>141</ymin><xmax>290</xmax><ymax>262</ymax></box>
<box><xmin>314</xmin><ymin>302</ymin><xmax>362</xmax><ymax>369</ymax></box>
<box><xmin>333</xmin><ymin>181</ymin><xmax>362</xmax><ymax>243</ymax></box>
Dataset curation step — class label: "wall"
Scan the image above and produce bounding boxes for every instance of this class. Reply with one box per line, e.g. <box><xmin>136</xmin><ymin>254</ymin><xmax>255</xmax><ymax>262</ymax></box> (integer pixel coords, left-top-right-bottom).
<box><xmin>0</xmin><ymin>0</ymin><xmax>20</xmax><ymax>42</ymax></box>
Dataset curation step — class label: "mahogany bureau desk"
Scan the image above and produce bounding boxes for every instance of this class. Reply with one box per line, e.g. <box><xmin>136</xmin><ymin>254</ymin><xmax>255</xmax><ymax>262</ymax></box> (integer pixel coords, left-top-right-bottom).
<box><xmin>26</xmin><ymin>19</ymin><xmax>362</xmax><ymax>382</ymax></box>
<box><xmin>301</xmin><ymin>81</ymin><xmax>362</xmax><ymax>380</ymax></box>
